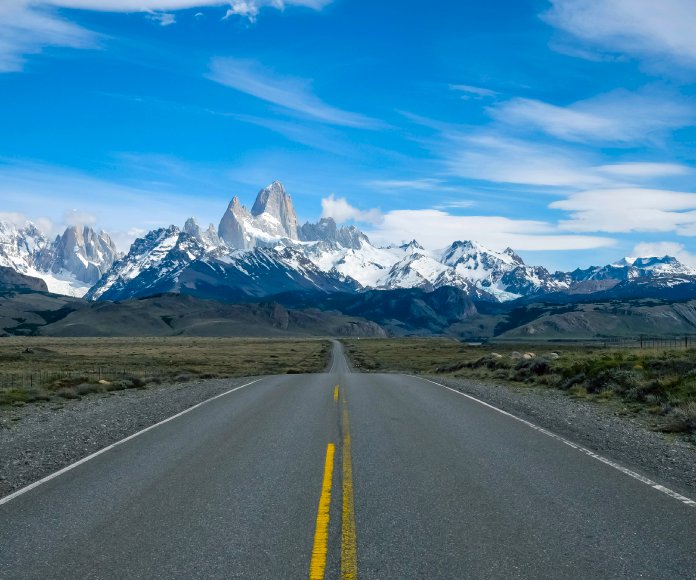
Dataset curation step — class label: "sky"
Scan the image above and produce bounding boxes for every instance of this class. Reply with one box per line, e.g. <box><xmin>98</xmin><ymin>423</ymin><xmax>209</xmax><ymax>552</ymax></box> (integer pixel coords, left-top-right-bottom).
<box><xmin>2</xmin><ymin>0</ymin><xmax>696</xmax><ymax>270</ymax></box>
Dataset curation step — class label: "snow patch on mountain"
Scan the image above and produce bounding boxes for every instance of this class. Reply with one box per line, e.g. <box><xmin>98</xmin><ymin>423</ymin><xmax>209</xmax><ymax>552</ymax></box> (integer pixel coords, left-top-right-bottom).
<box><xmin>0</xmin><ymin>221</ymin><xmax>120</xmax><ymax>297</ymax></box>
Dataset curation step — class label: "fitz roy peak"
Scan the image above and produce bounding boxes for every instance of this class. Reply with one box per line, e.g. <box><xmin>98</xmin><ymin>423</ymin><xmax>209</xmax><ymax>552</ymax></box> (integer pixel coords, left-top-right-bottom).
<box><xmin>218</xmin><ymin>181</ymin><xmax>299</xmax><ymax>249</ymax></box>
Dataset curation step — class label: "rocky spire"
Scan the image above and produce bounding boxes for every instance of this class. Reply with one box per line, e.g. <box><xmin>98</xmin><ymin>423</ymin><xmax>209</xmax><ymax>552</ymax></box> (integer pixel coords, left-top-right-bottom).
<box><xmin>250</xmin><ymin>181</ymin><xmax>299</xmax><ymax>239</ymax></box>
<box><xmin>218</xmin><ymin>196</ymin><xmax>253</xmax><ymax>249</ymax></box>
<box><xmin>218</xmin><ymin>183</ymin><xmax>300</xmax><ymax>249</ymax></box>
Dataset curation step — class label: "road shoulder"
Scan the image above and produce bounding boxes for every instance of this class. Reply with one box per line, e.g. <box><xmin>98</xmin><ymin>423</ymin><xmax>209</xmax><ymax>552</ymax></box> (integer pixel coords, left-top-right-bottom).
<box><xmin>420</xmin><ymin>374</ymin><xmax>696</xmax><ymax>497</ymax></box>
<box><xmin>0</xmin><ymin>377</ymin><xmax>258</xmax><ymax>498</ymax></box>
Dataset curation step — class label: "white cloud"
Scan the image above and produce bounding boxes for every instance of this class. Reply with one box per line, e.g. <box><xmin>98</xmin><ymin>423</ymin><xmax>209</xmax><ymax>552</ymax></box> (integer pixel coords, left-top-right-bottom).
<box><xmin>551</xmin><ymin>188</ymin><xmax>696</xmax><ymax>234</ymax></box>
<box><xmin>0</xmin><ymin>1</ymin><xmax>96</xmax><ymax>72</ymax></box>
<box><xmin>223</xmin><ymin>0</ymin><xmax>329</xmax><ymax>22</ymax></box>
<box><xmin>543</xmin><ymin>0</ymin><xmax>696</xmax><ymax>67</ymax></box>
<box><xmin>44</xmin><ymin>1</ymin><xmax>332</xmax><ymax>12</ymax></box>
<box><xmin>435</xmin><ymin>200</ymin><xmax>476</xmax><ymax>210</ymax></box>
<box><xmin>207</xmin><ymin>57</ymin><xmax>379</xmax><ymax>128</ymax></box>
<box><xmin>224</xmin><ymin>1</ymin><xmax>260</xmax><ymax>21</ymax></box>
<box><xmin>632</xmin><ymin>241</ymin><xmax>696</xmax><ymax>266</ymax></box>
<box><xmin>0</xmin><ymin>211</ymin><xmax>30</xmax><ymax>226</ymax></box>
<box><xmin>365</xmin><ymin>209</ymin><xmax>613</xmax><ymax>251</ymax></box>
<box><xmin>0</xmin><ymin>211</ymin><xmax>55</xmax><ymax>234</ymax></box>
<box><xmin>1</xmin><ymin>1</ymin><xmax>333</xmax><ymax>72</ymax></box>
<box><xmin>321</xmin><ymin>194</ymin><xmax>383</xmax><ymax>225</ymax></box>
<box><xmin>596</xmin><ymin>163</ymin><xmax>691</xmax><ymax>178</ymax></box>
<box><xmin>63</xmin><ymin>209</ymin><xmax>98</xmax><ymax>227</ymax></box>
<box><xmin>368</xmin><ymin>178</ymin><xmax>456</xmax><ymax>192</ymax></box>
<box><xmin>490</xmin><ymin>89</ymin><xmax>694</xmax><ymax>144</ymax></box>
<box><xmin>148</xmin><ymin>12</ymin><xmax>176</xmax><ymax>26</ymax></box>
<box><xmin>445</xmin><ymin>134</ymin><xmax>610</xmax><ymax>188</ymax></box>
<box><xmin>450</xmin><ymin>84</ymin><xmax>498</xmax><ymax>99</ymax></box>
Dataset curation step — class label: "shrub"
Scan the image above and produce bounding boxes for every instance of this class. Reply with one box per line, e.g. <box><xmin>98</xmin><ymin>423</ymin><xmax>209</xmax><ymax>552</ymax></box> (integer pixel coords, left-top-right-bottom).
<box><xmin>586</xmin><ymin>368</ymin><xmax>642</xmax><ymax>394</ymax></box>
<box><xmin>561</xmin><ymin>373</ymin><xmax>586</xmax><ymax>391</ymax></box>
<box><xmin>663</xmin><ymin>402</ymin><xmax>696</xmax><ymax>434</ymax></box>
<box><xmin>76</xmin><ymin>383</ymin><xmax>102</xmax><ymax>396</ymax></box>
<box><xmin>128</xmin><ymin>377</ymin><xmax>147</xmax><ymax>389</ymax></box>
<box><xmin>529</xmin><ymin>358</ymin><xmax>551</xmax><ymax>375</ymax></box>
<box><xmin>56</xmin><ymin>387</ymin><xmax>79</xmax><ymax>399</ymax></box>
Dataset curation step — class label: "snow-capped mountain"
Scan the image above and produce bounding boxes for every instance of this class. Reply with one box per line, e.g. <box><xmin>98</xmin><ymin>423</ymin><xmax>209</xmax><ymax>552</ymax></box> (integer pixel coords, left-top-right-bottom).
<box><xmin>0</xmin><ymin>222</ymin><xmax>120</xmax><ymax>296</ymax></box>
<box><xmin>218</xmin><ymin>181</ymin><xmax>300</xmax><ymax>249</ymax></box>
<box><xmin>86</xmin><ymin>223</ymin><xmax>356</xmax><ymax>302</ymax></box>
<box><xmin>83</xmin><ymin>181</ymin><xmax>696</xmax><ymax>303</ymax></box>
<box><xmin>4</xmin><ymin>180</ymin><xmax>696</xmax><ymax>303</ymax></box>
<box><xmin>568</xmin><ymin>256</ymin><xmax>696</xmax><ymax>283</ymax></box>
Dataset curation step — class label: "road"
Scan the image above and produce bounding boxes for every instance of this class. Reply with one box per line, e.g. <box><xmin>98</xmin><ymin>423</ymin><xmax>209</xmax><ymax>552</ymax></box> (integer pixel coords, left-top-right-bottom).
<box><xmin>1</xmin><ymin>341</ymin><xmax>694</xmax><ymax>579</ymax></box>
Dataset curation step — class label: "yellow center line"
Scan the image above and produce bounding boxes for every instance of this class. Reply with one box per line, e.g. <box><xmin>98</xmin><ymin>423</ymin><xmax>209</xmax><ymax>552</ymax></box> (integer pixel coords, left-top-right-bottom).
<box><xmin>334</xmin><ymin>385</ymin><xmax>339</xmax><ymax>402</ymax></box>
<box><xmin>341</xmin><ymin>391</ymin><xmax>358</xmax><ymax>580</ymax></box>
<box><xmin>309</xmin><ymin>443</ymin><xmax>335</xmax><ymax>580</ymax></box>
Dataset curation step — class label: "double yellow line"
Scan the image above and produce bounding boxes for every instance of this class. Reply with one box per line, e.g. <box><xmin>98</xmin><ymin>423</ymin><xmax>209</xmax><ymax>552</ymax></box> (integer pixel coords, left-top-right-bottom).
<box><xmin>309</xmin><ymin>385</ymin><xmax>358</xmax><ymax>580</ymax></box>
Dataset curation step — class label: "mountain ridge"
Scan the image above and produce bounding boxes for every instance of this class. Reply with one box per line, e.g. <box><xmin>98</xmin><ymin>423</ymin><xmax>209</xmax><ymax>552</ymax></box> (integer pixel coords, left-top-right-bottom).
<box><xmin>3</xmin><ymin>180</ymin><xmax>696</xmax><ymax>304</ymax></box>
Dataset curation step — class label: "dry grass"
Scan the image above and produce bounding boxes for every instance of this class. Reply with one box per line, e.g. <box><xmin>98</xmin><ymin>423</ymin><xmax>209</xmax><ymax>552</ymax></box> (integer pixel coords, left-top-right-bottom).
<box><xmin>0</xmin><ymin>337</ymin><xmax>331</xmax><ymax>405</ymax></box>
<box><xmin>343</xmin><ymin>338</ymin><xmax>696</xmax><ymax>438</ymax></box>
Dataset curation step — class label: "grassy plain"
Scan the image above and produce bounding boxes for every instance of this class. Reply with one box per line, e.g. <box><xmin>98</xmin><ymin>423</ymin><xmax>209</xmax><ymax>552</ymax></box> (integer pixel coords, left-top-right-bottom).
<box><xmin>0</xmin><ymin>337</ymin><xmax>331</xmax><ymax>405</ymax></box>
<box><xmin>342</xmin><ymin>338</ymin><xmax>696</xmax><ymax>438</ymax></box>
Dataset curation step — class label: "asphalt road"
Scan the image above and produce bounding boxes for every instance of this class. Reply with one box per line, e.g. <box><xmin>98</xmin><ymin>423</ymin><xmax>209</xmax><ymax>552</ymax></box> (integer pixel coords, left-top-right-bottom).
<box><xmin>1</xmin><ymin>341</ymin><xmax>694</xmax><ymax>579</ymax></box>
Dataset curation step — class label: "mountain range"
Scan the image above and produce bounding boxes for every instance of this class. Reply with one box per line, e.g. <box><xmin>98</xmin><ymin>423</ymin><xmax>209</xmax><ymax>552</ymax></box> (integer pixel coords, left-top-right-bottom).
<box><xmin>2</xmin><ymin>180</ymin><xmax>696</xmax><ymax>308</ymax></box>
<box><xmin>0</xmin><ymin>221</ymin><xmax>120</xmax><ymax>297</ymax></box>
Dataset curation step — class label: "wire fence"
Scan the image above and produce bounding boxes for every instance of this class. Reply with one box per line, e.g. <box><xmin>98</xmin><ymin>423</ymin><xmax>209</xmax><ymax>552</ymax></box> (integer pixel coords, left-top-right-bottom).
<box><xmin>0</xmin><ymin>368</ymin><xmax>135</xmax><ymax>391</ymax></box>
<box><xmin>600</xmin><ymin>335</ymin><xmax>696</xmax><ymax>349</ymax></box>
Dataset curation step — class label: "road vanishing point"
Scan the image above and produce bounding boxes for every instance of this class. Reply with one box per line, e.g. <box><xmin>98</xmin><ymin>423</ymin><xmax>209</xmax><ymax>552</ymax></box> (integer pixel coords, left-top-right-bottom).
<box><xmin>1</xmin><ymin>341</ymin><xmax>694</xmax><ymax>579</ymax></box>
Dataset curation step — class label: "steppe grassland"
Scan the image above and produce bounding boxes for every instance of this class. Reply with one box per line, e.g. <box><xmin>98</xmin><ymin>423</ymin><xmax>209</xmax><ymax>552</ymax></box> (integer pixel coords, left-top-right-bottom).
<box><xmin>0</xmin><ymin>337</ymin><xmax>331</xmax><ymax>405</ymax></box>
<box><xmin>342</xmin><ymin>338</ymin><xmax>696</xmax><ymax>437</ymax></box>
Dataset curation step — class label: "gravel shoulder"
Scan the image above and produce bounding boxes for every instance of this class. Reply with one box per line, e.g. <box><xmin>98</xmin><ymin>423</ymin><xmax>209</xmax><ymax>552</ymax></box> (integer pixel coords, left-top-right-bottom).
<box><xmin>0</xmin><ymin>377</ymin><xmax>258</xmax><ymax>499</ymax></box>
<box><xmin>426</xmin><ymin>374</ymin><xmax>696</xmax><ymax>498</ymax></box>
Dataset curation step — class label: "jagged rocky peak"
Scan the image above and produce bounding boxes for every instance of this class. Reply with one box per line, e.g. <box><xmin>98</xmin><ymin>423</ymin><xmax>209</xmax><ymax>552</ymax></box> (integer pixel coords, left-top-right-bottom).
<box><xmin>299</xmin><ymin>217</ymin><xmax>370</xmax><ymax>249</ymax></box>
<box><xmin>218</xmin><ymin>181</ymin><xmax>300</xmax><ymax>249</ymax></box>
<box><xmin>503</xmin><ymin>247</ymin><xmax>525</xmax><ymax>265</ymax></box>
<box><xmin>184</xmin><ymin>217</ymin><xmax>220</xmax><ymax>247</ymax></box>
<box><xmin>42</xmin><ymin>225</ymin><xmax>120</xmax><ymax>285</ymax></box>
<box><xmin>251</xmin><ymin>180</ymin><xmax>299</xmax><ymax>239</ymax></box>
<box><xmin>218</xmin><ymin>197</ymin><xmax>253</xmax><ymax>249</ymax></box>
<box><xmin>399</xmin><ymin>239</ymin><xmax>424</xmax><ymax>252</ymax></box>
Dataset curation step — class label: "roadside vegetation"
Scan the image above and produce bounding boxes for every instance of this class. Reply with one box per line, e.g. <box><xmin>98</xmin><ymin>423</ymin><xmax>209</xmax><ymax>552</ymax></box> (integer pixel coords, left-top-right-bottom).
<box><xmin>0</xmin><ymin>337</ymin><xmax>331</xmax><ymax>406</ymax></box>
<box><xmin>343</xmin><ymin>338</ymin><xmax>696</xmax><ymax>439</ymax></box>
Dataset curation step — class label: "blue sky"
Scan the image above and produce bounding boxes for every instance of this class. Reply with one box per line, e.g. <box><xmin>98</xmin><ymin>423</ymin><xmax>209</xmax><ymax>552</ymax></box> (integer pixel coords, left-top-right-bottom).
<box><xmin>2</xmin><ymin>0</ymin><xmax>696</xmax><ymax>270</ymax></box>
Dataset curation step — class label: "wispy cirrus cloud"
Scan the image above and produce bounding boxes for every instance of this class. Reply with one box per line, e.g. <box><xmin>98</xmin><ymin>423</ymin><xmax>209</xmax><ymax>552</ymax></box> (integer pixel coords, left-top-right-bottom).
<box><xmin>490</xmin><ymin>88</ymin><xmax>695</xmax><ymax>145</ymax></box>
<box><xmin>1</xmin><ymin>1</ymin><xmax>333</xmax><ymax>72</ymax></box>
<box><xmin>43</xmin><ymin>0</ymin><xmax>331</xmax><ymax>13</ymax></box>
<box><xmin>596</xmin><ymin>162</ymin><xmax>691</xmax><ymax>179</ymax></box>
<box><xmin>551</xmin><ymin>188</ymin><xmax>696</xmax><ymax>235</ymax></box>
<box><xmin>0</xmin><ymin>1</ymin><xmax>96</xmax><ymax>72</ymax></box>
<box><xmin>450</xmin><ymin>84</ymin><xmax>498</xmax><ymax>99</ymax></box>
<box><xmin>543</xmin><ymin>0</ymin><xmax>696</xmax><ymax>67</ymax></box>
<box><xmin>207</xmin><ymin>57</ymin><xmax>380</xmax><ymax>128</ymax></box>
<box><xmin>444</xmin><ymin>133</ymin><xmax>611</xmax><ymax>188</ymax></box>
<box><xmin>368</xmin><ymin>178</ymin><xmax>457</xmax><ymax>192</ymax></box>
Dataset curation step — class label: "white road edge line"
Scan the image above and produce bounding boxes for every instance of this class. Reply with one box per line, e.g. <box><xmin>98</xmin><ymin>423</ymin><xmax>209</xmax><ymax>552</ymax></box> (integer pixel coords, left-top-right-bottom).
<box><xmin>0</xmin><ymin>378</ymin><xmax>262</xmax><ymax>507</ymax></box>
<box><xmin>408</xmin><ymin>375</ymin><xmax>696</xmax><ymax>508</ymax></box>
